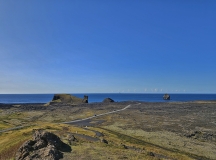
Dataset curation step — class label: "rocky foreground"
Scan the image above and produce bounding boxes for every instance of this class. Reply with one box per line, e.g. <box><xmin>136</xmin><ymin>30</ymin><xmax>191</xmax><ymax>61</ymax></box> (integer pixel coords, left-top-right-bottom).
<box><xmin>16</xmin><ymin>130</ymin><xmax>66</xmax><ymax>160</ymax></box>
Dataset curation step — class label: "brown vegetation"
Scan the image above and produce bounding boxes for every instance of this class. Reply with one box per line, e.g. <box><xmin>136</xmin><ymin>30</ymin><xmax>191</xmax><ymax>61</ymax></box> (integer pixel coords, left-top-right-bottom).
<box><xmin>0</xmin><ymin>101</ymin><xmax>215</xmax><ymax>159</ymax></box>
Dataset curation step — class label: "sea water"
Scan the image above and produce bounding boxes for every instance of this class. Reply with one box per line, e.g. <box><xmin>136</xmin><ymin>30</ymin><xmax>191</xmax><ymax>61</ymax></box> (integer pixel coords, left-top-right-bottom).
<box><xmin>0</xmin><ymin>93</ymin><xmax>216</xmax><ymax>104</ymax></box>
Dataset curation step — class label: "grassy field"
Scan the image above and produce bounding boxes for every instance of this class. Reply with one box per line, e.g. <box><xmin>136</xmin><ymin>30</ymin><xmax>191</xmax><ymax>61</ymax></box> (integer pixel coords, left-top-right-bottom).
<box><xmin>0</xmin><ymin>102</ymin><xmax>215</xmax><ymax>159</ymax></box>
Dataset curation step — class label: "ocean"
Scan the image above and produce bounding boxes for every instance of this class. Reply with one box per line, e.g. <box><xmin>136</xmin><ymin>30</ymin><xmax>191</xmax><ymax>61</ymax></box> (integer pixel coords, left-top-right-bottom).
<box><xmin>0</xmin><ymin>93</ymin><xmax>216</xmax><ymax>104</ymax></box>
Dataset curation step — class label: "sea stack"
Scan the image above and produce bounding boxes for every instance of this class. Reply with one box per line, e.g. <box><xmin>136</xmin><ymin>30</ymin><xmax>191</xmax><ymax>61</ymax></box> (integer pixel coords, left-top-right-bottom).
<box><xmin>163</xmin><ymin>94</ymin><xmax>170</xmax><ymax>100</ymax></box>
<box><xmin>82</xmin><ymin>95</ymin><xmax>88</xmax><ymax>103</ymax></box>
<box><xmin>50</xmin><ymin>94</ymin><xmax>88</xmax><ymax>104</ymax></box>
<box><xmin>103</xmin><ymin>98</ymin><xmax>115</xmax><ymax>103</ymax></box>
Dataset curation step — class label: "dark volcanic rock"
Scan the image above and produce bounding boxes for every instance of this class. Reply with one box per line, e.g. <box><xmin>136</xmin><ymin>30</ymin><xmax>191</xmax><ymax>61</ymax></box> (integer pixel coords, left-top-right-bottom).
<box><xmin>163</xmin><ymin>94</ymin><xmax>170</xmax><ymax>100</ymax></box>
<box><xmin>15</xmin><ymin>129</ymin><xmax>69</xmax><ymax>160</ymax></box>
<box><xmin>121</xmin><ymin>144</ymin><xmax>128</xmax><ymax>149</ymax></box>
<box><xmin>101</xmin><ymin>138</ymin><xmax>108</xmax><ymax>144</ymax></box>
<box><xmin>82</xmin><ymin>95</ymin><xmax>88</xmax><ymax>103</ymax></box>
<box><xmin>66</xmin><ymin>133</ymin><xmax>78</xmax><ymax>145</ymax></box>
<box><xmin>50</xmin><ymin>94</ymin><xmax>88</xmax><ymax>104</ymax></box>
<box><xmin>33</xmin><ymin>130</ymin><xmax>62</xmax><ymax>149</ymax></box>
<box><xmin>184</xmin><ymin>130</ymin><xmax>216</xmax><ymax>142</ymax></box>
<box><xmin>103</xmin><ymin>98</ymin><xmax>115</xmax><ymax>103</ymax></box>
<box><xmin>147</xmin><ymin>152</ymin><xmax>155</xmax><ymax>157</ymax></box>
<box><xmin>0</xmin><ymin>104</ymin><xmax>13</xmax><ymax>109</ymax></box>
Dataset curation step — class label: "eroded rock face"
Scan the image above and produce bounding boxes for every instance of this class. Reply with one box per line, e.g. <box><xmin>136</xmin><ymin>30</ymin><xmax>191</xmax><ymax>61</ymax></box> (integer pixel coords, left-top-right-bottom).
<box><xmin>163</xmin><ymin>94</ymin><xmax>170</xmax><ymax>100</ymax></box>
<box><xmin>103</xmin><ymin>98</ymin><xmax>115</xmax><ymax>103</ymax></box>
<box><xmin>16</xmin><ymin>130</ymin><xmax>64</xmax><ymax>160</ymax></box>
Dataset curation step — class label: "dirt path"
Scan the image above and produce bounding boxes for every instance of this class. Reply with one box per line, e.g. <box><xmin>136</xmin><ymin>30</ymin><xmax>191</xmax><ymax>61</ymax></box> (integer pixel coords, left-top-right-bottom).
<box><xmin>62</xmin><ymin>103</ymin><xmax>140</xmax><ymax>124</ymax></box>
<box><xmin>0</xmin><ymin>126</ymin><xmax>24</xmax><ymax>133</ymax></box>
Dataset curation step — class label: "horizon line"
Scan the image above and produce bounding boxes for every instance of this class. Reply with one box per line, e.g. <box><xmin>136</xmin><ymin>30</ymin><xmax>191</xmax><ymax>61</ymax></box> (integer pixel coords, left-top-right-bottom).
<box><xmin>0</xmin><ymin>92</ymin><xmax>216</xmax><ymax>94</ymax></box>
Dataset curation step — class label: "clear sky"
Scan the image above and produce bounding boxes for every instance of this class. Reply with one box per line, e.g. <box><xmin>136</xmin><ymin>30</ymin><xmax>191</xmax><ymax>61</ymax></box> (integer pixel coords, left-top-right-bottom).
<box><xmin>0</xmin><ymin>0</ymin><xmax>216</xmax><ymax>94</ymax></box>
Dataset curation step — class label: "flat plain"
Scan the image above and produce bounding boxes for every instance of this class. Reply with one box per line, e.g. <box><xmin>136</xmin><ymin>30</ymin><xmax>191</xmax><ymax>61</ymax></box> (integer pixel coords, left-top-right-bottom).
<box><xmin>0</xmin><ymin>101</ymin><xmax>216</xmax><ymax>160</ymax></box>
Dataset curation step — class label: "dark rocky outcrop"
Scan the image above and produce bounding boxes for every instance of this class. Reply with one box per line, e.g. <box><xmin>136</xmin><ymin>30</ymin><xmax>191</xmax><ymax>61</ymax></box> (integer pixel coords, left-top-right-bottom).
<box><xmin>50</xmin><ymin>94</ymin><xmax>88</xmax><ymax>105</ymax></box>
<box><xmin>0</xmin><ymin>104</ymin><xmax>13</xmax><ymax>109</ymax></box>
<box><xmin>147</xmin><ymin>152</ymin><xmax>155</xmax><ymax>157</ymax></box>
<box><xmin>120</xmin><ymin>144</ymin><xmax>128</xmax><ymax>149</ymax></box>
<box><xmin>66</xmin><ymin>133</ymin><xmax>78</xmax><ymax>145</ymax></box>
<box><xmin>100</xmin><ymin>138</ymin><xmax>108</xmax><ymax>144</ymax></box>
<box><xmin>82</xmin><ymin>95</ymin><xmax>88</xmax><ymax>103</ymax></box>
<box><xmin>163</xmin><ymin>94</ymin><xmax>170</xmax><ymax>100</ymax></box>
<box><xmin>103</xmin><ymin>98</ymin><xmax>115</xmax><ymax>103</ymax></box>
<box><xmin>16</xmin><ymin>130</ymin><xmax>71</xmax><ymax>160</ymax></box>
<box><xmin>184</xmin><ymin>130</ymin><xmax>216</xmax><ymax>142</ymax></box>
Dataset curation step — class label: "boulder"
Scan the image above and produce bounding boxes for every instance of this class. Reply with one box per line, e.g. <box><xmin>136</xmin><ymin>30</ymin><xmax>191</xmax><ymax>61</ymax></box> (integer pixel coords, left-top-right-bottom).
<box><xmin>16</xmin><ymin>129</ymin><xmax>68</xmax><ymax>160</ymax></box>
<box><xmin>147</xmin><ymin>152</ymin><xmax>155</xmax><ymax>157</ymax></box>
<box><xmin>163</xmin><ymin>94</ymin><xmax>170</xmax><ymax>100</ymax></box>
<box><xmin>50</xmin><ymin>94</ymin><xmax>88</xmax><ymax>104</ymax></box>
<box><xmin>32</xmin><ymin>129</ymin><xmax>62</xmax><ymax>149</ymax></box>
<box><xmin>100</xmin><ymin>138</ymin><xmax>108</xmax><ymax>144</ymax></box>
<box><xmin>120</xmin><ymin>144</ymin><xmax>128</xmax><ymax>149</ymax></box>
<box><xmin>103</xmin><ymin>98</ymin><xmax>115</xmax><ymax>103</ymax></box>
<box><xmin>66</xmin><ymin>133</ymin><xmax>78</xmax><ymax>145</ymax></box>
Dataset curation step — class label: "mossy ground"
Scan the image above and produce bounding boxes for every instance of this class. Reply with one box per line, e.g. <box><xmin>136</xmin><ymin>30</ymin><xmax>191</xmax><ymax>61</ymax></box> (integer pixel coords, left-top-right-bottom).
<box><xmin>0</xmin><ymin>102</ymin><xmax>215</xmax><ymax>160</ymax></box>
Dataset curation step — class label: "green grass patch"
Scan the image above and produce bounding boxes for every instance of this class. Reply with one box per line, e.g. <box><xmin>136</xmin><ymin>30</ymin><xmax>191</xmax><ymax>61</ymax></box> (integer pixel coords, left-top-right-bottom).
<box><xmin>99</xmin><ymin>127</ymin><xmax>210</xmax><ymax>160</ymax></box>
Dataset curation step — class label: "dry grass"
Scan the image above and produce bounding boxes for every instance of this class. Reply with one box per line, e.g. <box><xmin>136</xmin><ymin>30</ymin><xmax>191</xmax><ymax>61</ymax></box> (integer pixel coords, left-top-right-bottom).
<box><xmin>0</xmin><ymin>122</ymin><xmax>97</xmax><ymax>160</ymax></box>
<box><xmin>0</xmin><ymin>140</ymin><xmax>25</xmax><ymax>160</ymax></box>
<box><xmin>103</xmin><ymin>123</ymin><xmax>213</xmax><ymax>160</ymax></box>
<box><xmin>64</xmin><ymin>142</ymin><xmax>153</xmax><ymax>160</ymax></box>
<box><xmin>1</xmin><ymin>102</ymin><xmax>215</xmax><ymax>160</ymax></box>
<box><xmin>0</xmin><ymin>123</ymin><xmax>13</xmax><ymax>130</ymax></box>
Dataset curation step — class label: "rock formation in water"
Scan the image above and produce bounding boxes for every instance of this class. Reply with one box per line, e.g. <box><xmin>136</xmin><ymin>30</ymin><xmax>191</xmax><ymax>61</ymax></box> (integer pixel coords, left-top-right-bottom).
<box><xmin>163</xmin><ymin>94</ymin><xmax>170</xmax><ymax>100</ymax></box>
<box><xmin>103</xmin><ymin>98</ymin><xmax>115</xmax><ymax>103</ymax></box>
<box><xmin>50</xmin><ymin>94</ymin><xmax>88</xmax><ymax>104</ymax></box>
<box><xmin>82</xmin><ymin>95</ymin><xmax>88</xmax><ymax>103</ymax></box>
<box><xmin>16</xmin><ymin>129</ymin><xmax>70</xmax><ymax>160</ymax></box>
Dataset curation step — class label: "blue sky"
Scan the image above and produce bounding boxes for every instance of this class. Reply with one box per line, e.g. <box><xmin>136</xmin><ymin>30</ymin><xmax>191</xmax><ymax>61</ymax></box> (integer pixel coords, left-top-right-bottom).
<box><xmin>0</xmin><ymin>0</ymin><xmax>216</xmax><ymax>93</ymax></box>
